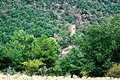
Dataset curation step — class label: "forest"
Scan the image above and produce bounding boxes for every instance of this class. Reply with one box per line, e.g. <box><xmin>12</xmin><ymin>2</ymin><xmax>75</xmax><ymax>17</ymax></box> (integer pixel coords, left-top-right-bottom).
<box><xmin>0</xmin><ymin>0</ymin><xmax>120</xmax><ymax>78</ymax></box>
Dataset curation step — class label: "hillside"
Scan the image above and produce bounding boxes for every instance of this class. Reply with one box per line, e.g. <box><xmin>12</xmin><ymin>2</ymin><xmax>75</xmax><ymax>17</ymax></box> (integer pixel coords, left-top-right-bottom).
<box><xmin>0</xmin><ymin>0</ymin><xmax>120</xmax><ymax>46</ymax></box>
<box><xmin>0</xmin><ymin>0</ymin><xmax>120</xmax><ymax>77</ymax></box>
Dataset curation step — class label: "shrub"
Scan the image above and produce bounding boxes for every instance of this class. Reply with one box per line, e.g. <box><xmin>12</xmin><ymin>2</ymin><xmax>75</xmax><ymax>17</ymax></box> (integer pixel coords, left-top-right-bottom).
<box><xmin>37</xmin><ymin>66</ymin><xmax>48</xmax><ymax>76</ymax></box>
<box><xmin>106</xmin><ymin>64</ymin><xmax>120</xmax><ymax>78</ymax></box>
<box><xmin>22</xmin><ymin>59</ymin><xmax>44</xmax><ymax>76</ymax></box>
<box><xmin>3</xmin><ymin>66</ymin><xmax>16</xmax><ymax>75</ymax></box>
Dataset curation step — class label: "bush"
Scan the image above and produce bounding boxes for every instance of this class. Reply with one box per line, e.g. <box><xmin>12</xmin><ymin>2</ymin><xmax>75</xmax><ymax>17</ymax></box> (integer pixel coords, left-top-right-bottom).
<box><xmin>3</xmin><ymin>66</ymin><xmax>16</xmax><ymax>75</ymax></box>
<box><xmin>22</xmin><ymin>59</ymin><xmax>44</xmax><ymax>76</ymax></box>
<box><xmin>106</xmin><ymin>64</ymin><xmax>120</xmax><ymax>78</ymax></box>
<box><xmin>37</xmin><ymin>66</ymin><xmax>48</xmax><ymax>76</ymax></box>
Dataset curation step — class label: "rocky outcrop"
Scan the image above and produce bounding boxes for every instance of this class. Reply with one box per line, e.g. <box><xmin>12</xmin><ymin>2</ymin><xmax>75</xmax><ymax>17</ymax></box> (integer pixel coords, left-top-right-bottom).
<box><xmin>68</xmin><ymin>24</ymin><xmax>76</xmax><ymax>37</ymax></box>
<box><xmin>61</xmin><ymin>45</ymin><xmax>75</xmax><ymax>55</ymax></box>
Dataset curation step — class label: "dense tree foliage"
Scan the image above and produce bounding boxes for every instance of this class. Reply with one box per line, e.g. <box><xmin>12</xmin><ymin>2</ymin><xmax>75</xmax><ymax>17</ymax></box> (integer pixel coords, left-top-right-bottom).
<box><xmin>4</xmin><ymin>30</ymin><xmax>35</xmax><ymax>71</ymax></box>
<box><xmin>57</xmin><ymin>48</ymin><xmax>94</xmax><ymax>77</ymax></box>
<box><xmin>61</xmin><ymin>16</ymin><xmax>120</xmax><ymax>77</ymax></box>
<box><xmin>0</xmin><ymin>0</ymin><xmax>68</xmax><ymax>47</ymax></box>
<box><xmin>0</xmin><ymin>0</ymin><xmax>119</xmax><ymax>44</ymax></box>
<box><xmin>32</xmin><ymin>34</ymin><xmax>61</xmax><ymax>68</ymax></box>
<box><xmin>0</xmin><ymin>0</ymin><xmax>119</xmax><ymax>77</ymax></box>
<box><xmin>0</xmin><ymin>30</ymin><xmax>61</xmax><ymax>72</ymax></box>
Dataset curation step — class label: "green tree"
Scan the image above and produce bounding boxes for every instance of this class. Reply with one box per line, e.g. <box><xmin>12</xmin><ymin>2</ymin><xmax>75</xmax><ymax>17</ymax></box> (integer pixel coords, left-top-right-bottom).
<box><xmin>4</xmin><ymin>30</ymin><xmax>35</xmax><ymax>71</ymax></box>
<box><xmin>57</xmin><ymin>48</ymin><xmax>94</xmax><ymax>77</ymax></box>
<box><xmin>32</xmin><ymin>34</ymin><xmax>61</xmax><ymax>68</ymax></box>
<box><xmin>73</xmin><ymin>16</ymin><xmax>120</xmax><ymax>76</ymax></box>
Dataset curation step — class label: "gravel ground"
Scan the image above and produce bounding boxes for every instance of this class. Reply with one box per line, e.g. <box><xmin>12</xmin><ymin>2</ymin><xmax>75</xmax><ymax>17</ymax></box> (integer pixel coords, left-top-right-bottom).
<box><xmin>0</xmin><ymin>73</ymin><xmax>120</xmax><ymax>80</ymax></box>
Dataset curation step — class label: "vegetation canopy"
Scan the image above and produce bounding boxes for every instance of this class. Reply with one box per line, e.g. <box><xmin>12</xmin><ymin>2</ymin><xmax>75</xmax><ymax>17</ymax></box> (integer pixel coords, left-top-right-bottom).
<box><xmin>0</xmin><ymin>0</ymin><xmax>119</xmax><ymax>77</ymax></box>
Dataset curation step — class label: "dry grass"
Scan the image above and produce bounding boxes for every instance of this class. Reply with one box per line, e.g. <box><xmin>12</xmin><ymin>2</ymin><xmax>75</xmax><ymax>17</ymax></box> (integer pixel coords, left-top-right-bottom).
<box><xmin>0</xmin><ymin>73</ymin><xmax>120</xmax><ymax>80</ymax></box>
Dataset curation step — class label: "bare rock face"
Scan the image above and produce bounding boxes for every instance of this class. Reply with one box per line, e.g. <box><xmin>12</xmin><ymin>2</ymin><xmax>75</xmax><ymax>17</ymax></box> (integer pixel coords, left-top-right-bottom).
<box><xmin>61</xmin><ymin>45</ymin><xmax>75</xmax><ymax>55</ymax></box>
<box><xmin>68</xmin><ymin>24</ymin><xmax>76</xmax><ymax>37</ymax></box>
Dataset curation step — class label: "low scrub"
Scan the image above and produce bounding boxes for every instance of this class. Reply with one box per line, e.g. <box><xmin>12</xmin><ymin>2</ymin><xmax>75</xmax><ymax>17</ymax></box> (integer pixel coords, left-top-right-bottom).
<box><xmin>106</xmin><ymin>64</ymin><xmax>120</xmax><ymax>78</ymax></box>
